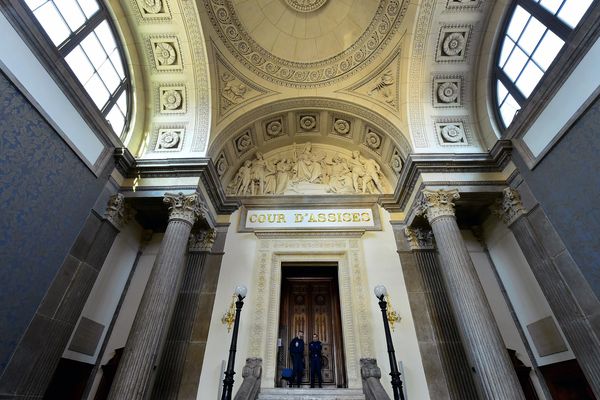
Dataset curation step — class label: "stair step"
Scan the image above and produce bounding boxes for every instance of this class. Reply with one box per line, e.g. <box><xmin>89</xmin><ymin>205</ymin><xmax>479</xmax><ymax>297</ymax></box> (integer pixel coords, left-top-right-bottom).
<box><xmin>257</xmin><ymin>388</ymin><xmax>365</xmax><ymax>400</ymax></box>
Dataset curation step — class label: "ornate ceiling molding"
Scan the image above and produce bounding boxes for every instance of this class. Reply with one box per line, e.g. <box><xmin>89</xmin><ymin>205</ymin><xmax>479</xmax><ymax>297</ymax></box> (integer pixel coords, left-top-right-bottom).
<box><xmin>212</xmin><ymin>43</ymin><xmax>274</xmax><ymax>122</ymax></box>
<box><xmin>203</xmin><ymin>0</ymin><xmax>409</xmax><ymax>87</ymax></box>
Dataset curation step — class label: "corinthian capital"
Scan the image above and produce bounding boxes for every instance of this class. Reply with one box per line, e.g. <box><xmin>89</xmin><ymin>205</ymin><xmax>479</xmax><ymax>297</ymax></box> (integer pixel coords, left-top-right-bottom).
<box><xmin>163</xmin><ymin>192</ymin><xmax>208</xmax><ymax>225</ymax></box>
<box><xmin>416</xmin><ymin>189</ymin><xmax>460</xmax><ymax>222</ymax></box>
<box><xmin>404</xmin><ymin>227</ymin><xmax>435</xmax><ymax>250</ymax></box>
<box><xmin>105</xmin><ymin>193</ymin><xmax>129</xmax><ymax>229</ymax></box>
<box><xmin>493</xmin><ymin>187</ymin><xmax>526</xmax><ymax>226</ymax></box>
<box><xmin>188</xmin><ymin>229</ymin><xmax>216</xmax><ymax>252</ymax></box>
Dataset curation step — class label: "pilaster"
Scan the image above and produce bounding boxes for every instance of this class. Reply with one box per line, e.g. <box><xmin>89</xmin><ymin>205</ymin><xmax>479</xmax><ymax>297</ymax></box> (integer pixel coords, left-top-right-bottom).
<box><xmin>494</xmin><ymin>187</ymin><xmax>600</xmax><ymax>398</ymax></box>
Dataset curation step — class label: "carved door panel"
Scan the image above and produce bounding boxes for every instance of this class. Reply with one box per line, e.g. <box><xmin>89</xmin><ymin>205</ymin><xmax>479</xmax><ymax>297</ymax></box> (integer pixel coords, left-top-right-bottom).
<box><xmin>277</xmin><ymin>277</ymin><xmax>345</xmax><ymax>387</ymax></box>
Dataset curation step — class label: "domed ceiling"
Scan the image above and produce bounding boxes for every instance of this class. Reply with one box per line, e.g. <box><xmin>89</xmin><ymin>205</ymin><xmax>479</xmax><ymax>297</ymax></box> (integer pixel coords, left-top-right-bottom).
<box><xmin>204</xmin><ymin>0</ymin><xmax>406</xmax><ymax>86</ymax></box>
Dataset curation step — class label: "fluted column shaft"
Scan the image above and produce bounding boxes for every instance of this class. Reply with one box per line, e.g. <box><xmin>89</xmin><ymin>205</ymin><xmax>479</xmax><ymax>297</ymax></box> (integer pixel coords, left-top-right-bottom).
<box><xmin>496</xmin><ymin>188</ymin><xmax>600</xmax><ymax>398</ymax></box>
<box><xmin>108</xmin><ymin>193</ymin><xmax>207</xmax><ymax>400</ymax></box>
<box><xmin>418</xmin><ymin>189</ymin><xmax>525</xmax><ymax>400</ymax></box>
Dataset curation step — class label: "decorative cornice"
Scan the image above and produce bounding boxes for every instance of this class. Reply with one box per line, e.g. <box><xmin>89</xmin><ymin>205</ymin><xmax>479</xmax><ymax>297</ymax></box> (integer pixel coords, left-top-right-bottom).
<box><xmin>163</xmin><ymin>192</ymin><xmax>207</xmax><ymax>225</ymax></box>
<box><xmin>416</xmin><ymin>189</ymin><xmax>460</xmax><ymax>222</ymax></box>
<box><xmin>188</xmin><ymin>229</ymin><xmax>216</xmax><ymax>252</ymax></box>
<box><xmin>105</xmin><ymin>193</ymin><xmax>130</xmax><ymax>229</ymax></box>
<box><xmin>492</xmin><ymin>187</ymin><xmax>526</xmax><ymax>226</ymax></box>
<box><xmin>404</xmin><ymin>227</ymin><xmax>435</xmax><ymax>250</ymax></box>
<box><xmin>380</xmin><ymin>139</ymin><xmax>512</xmax><ymax>212</ymax></box>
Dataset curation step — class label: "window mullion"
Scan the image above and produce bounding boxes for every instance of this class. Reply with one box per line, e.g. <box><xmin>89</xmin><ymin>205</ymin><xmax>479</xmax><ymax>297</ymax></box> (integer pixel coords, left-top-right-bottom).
<box><xmin>517</xmin><ymin>0</ymin><xmax>572</xmax><ymax>40</ymax></box>
<box><xmin>497</xmin><ymin>68</ymin><xmax>527</xmax><ymax>105</ymax></box>
<box><xmin>58</xmin><ymin>10</ymin><xmax>105</xmax><ymax>57</ymax></box>
<box><xmin>101</xmin><ymin>79</ymin><xmax>127</xmax><ymax>116</ymax></box>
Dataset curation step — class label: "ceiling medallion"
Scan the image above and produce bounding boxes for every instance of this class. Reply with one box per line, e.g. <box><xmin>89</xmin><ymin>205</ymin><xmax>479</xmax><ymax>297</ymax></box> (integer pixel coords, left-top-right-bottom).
<box><xmin>284</xmin><ymin>0</ymin><xmax>327</xmax><ymax>13</ymax></box>
<box><xmin>205</xmin><ymin>0</ymin><xmax>407</xmax><ymax>87</ymax></box>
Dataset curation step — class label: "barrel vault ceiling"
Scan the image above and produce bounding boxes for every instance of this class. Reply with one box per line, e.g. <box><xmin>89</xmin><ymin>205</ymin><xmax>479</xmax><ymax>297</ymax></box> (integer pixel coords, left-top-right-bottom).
<box><xmin>111</xmin><ymin>0</ymin><xmax>504</xmax><ymax>186</ymax></box>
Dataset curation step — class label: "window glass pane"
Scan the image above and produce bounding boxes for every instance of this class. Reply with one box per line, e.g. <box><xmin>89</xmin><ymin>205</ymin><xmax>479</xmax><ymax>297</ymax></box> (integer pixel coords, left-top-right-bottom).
<box><xmin>557</xmin><ymin>0</ymin><xmax>593</xmax><ymax>28</ymax></box>
<box><xmin>109</xmin><ymin>50</ymin><xmax>125</xmax><ymax>79</ymax></box>
<box><xmin>497</xmin><ymin>80</ymin><xmax>509</xmax><ymax>104</ymax></box>
<box><xmin>76</xmin><ymin>0</ymin><xmax>99</xmax><ymax>18</ymax></box>
<box><xmin>539</xmin><ymin>0</ymin><xmax>563</xmax><ymax>14</ymax></box>
<box><xmin>54</xmin><ymin>0</ymin><xmax>85</xmax><ymax>32</ymax></box>
<box><xmin>516</xmin><ymin>61</ymin><xmax>544</xmax><ymax>97</ymax></box>
<box><xmin>532</xmin><ymin>30</ymin><xmax>564</xmax><ymax>70</ymax></box>
<box><xmin>117</xmin><ymin>91</ymin><xmax>127</xmax><ymax>112</ymax></box>
<box><xmin>95</xmin><ymin>21</ymin><xmax>117</xmax><ymax>54</ymax></box>
<box><xmin>499</xmin><ymin>37</ymin><xmax>515</xmax><ymax>68</ymax></box>
<box><xmin>34</xmin><ymin>2</ymin><xmax>70</xmax><ymax>46</ymax></box>
<box><xmin>518</xmin><ymin>17</ymin><xmax>546</xmax><ymax>54</ymax></box>
<box><xmin>98</xmin><ymin>61</ymin><xmax>120</xmax><ymax>92</ymax></box>
<box><xmin>106</xmin><ymin>105</ymin><xmax>125</xmax><ymax>135</ymax></box>
<box><xmin>25</xmin><ymin>0</ymin><xmax>47</xmax><ymax>11</ymax></box>
<box><xmin>65</xmin><ymin>46</ymin><xmax>94</xmax><ymax>84</ymax></box>
<box><xmin>503</xmin><ymin>47</ymin><xmax>528</xmax><ymax>81</ymax></box>
<box><xmin>81</xmin><ymin>33</ymin><xmax>108</xmax><ymax>68</ymax></box>
<box><xmin>507</xmin><ymin>6</ymin><xmax>530</xmax><ymax>41</ymax></box>
<box><xmin>85</xmin><ymin>73</ymin><xmax>110</xmax><ymax>108</ymax></box>
<box><xmin>500</xmin><ymin>95</ymin><xmax>521</xmax><ymax>127</ymax></box>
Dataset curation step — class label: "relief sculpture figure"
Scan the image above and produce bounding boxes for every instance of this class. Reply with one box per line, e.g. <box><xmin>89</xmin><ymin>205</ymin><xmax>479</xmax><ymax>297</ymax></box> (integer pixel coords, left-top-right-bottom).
<box><xmin>225</xmin><ymin>146</ymin><xmax>389</xmax><ymax>196</ymax></box>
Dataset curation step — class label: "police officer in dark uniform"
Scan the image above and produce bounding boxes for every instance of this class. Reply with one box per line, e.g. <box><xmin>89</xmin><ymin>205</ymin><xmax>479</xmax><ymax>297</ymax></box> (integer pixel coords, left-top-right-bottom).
<box><xmin>289</xmin><ymin>330</ymin><xmax>305</xmax><ymax>387</ymax></box>
<box><xmin>309</xmin><ymin>333</ymin><xmax>323</xmax><ymax>388</ymax></box>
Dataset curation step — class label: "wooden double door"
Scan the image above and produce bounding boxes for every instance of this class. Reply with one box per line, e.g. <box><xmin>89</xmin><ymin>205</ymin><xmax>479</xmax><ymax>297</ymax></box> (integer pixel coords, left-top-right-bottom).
<box><xmin>277</xmin><ymin>267</ymin><xmax>346</xmax><ymax>387</ymax></box>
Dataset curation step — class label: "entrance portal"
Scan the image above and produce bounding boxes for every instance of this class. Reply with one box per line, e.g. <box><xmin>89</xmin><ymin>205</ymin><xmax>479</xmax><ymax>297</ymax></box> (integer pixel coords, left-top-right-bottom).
<box><xmin>276</xmin><ymin>264</ymin><xmax>346</xmax><ymax>388</ymax></box>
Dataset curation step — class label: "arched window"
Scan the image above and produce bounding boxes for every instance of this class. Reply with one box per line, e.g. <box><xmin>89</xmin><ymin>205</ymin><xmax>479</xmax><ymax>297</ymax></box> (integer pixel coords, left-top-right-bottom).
<box><xmin>24</xmin><ymin>0</ymin><xmax>130</xmax><ymax>138</ymax></box>
<box><xmin>494</xmin><ymin>0</ymin><xmax>594</xmax><ymax>128</ymax></box>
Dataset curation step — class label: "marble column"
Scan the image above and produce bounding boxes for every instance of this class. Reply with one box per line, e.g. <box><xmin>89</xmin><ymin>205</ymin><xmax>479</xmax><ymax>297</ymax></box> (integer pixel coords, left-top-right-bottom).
<box><xmin>108</xmin><ymin>192</ymin><xmax>207</xmax><ymax>400</ymax></box>
<box><xmin>417</xmin><ymin>189</ymin><xmax>525</xmax><ymax>400</ymax></box>
<box><xmin>397</xmin><ymin>227</ymin><xmax>478</xmax><ymax>400</ymax></box>
<box><xmin>494</xmin><ymin>187</ymin><xmax>600</xmax><ymax>398</ymax></box>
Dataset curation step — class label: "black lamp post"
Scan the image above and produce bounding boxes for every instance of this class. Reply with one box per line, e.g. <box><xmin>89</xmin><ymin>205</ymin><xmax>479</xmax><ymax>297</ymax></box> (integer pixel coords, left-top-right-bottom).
<box><xmin>374</xmin><ymin>285</ymin><xmax>405</xmax><ymax>400</ymax></box>
<box><xmin>221</xmin><ymin>285</ymin><xmax>247</xmax><ymax>400</ymax></box>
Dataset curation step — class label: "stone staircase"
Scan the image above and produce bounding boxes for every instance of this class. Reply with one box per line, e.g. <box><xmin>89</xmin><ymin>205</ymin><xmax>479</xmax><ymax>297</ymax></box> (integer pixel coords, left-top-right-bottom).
<box><xmin>257</xmin><ymin>388</ymin><xmax>365</xmax><ymax>400</ymax></box>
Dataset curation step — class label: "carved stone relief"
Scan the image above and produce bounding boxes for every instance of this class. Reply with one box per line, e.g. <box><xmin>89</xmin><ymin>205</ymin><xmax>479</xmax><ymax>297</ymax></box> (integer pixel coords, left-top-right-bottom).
<box><xmin>233</xmin><ymin>130</ymin><xmax>254</xmax><ymax>155</ymax></box>
<box><xmin>297</xmin><ymin>113</ymin><xmax>319</xmax><ymax>133</ymax></box>
<box><xmin>446</xmin><ymin>0</ymin><xmax>481</xmax><ymax>10</ymax></box>
<box><xmin>248</xmin><ymin>238</ymin><xmax>373</xmax><ymax>389</ymax></box>
<box><xmin>435</xmin><ymin>122</ymin><xmax>467</xmax><ymax>145</ymax></box>
<box><xmin>204</xmin><ymin>0</ymin><xmax>408</xmax><ymax>87</ymax></box>
<box><xmin>284</xmin><ymin>0</ymin><xmax>328</xmax><ymax>13</ymax></box>
<box><xmin>135</xmin><ymin>0</ymin><xmax>171</xmax><ymax>20</ymax></box>
<box><xmin>363</xmin><ymin>128</ymin><xmax>384</xmax><ymax>154</ymax></box>
<box><xmin>389</xmin><ymin>148</ymin><xmax>403</xmax><ymax>176</ymax></box>
<box><xmin>226</xmin><ymin>143</ymin><xmax>391</xmax><ymax>196</ymax></box>
<box><xmin>331</xmin><ymin>117</ymin><xmax>352</xmax><ymax>138</ymax></box>
<box><xmin>215</xmin><ymin>151</ymin><xmax>229</xmax><ymax>177</ymax></box>
<box><xmin>436</xmin><ymin>26</ymin><xmax>471</xmax><ymax>62</ymax></box>
<box><xmin>159</xmin><ymin>85</ymin><xmax>186</xmax><ymax>113</ymax></box>
<box><xmin>433</xmin><ymin>76</ymin><xmax>462</xmax><ymax>107</ymax></box>
<box><xmin>155</xmin><ymin>128</ymin><xmax>184</xmax><ymax>151</ymax></box>
<box><xmin>263</xmin><ymin>116</ymin><xmax>286</xmax><ymax>140</ymax></box>
<box><xmin>214</xmin><ymin>48</ymin><xmax>271</xmax><ymax>121</ymax></box>
<box><xmin>149</xmin><ymin>36</ymin><xmax>182</xmax><ymax>71</ymax></box>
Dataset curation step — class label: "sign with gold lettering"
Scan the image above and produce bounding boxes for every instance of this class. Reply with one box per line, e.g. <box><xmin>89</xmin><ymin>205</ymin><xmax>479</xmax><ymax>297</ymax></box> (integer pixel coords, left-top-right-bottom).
<box><xmin>239</xmin><ymin>206</ymin><xmax>381</xmax><ymax>231</ymax></box>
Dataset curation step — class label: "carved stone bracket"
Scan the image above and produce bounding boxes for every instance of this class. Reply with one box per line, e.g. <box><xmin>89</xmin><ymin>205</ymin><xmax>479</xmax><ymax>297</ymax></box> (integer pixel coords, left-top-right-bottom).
<box><xmin>163</xmin><ymin>192</ymin><xmax>208</xmax><ymax>225</ymax></box>
<box><xmin>404</xmin><ymin>227</ymin><xmax>435</xmax><ymax>250</ymax></box>
<box><xmin>105</xmin><ymin>193</ymin><xmax>132</xmax><ymax>230</ymax></box>
<box><xmin>416</xmin><ymin>189</ymin><xmax>460</xmax><ymax>223</ymax></box>
<box><xmin>492</xmin><ymin>187</ymin><xmax>526</xmax><ymax>226</ymax></box>
<box><xmin>188</xmin><ymin>229</ymin><xmax>216</xmax><ymax>252</ymax></box>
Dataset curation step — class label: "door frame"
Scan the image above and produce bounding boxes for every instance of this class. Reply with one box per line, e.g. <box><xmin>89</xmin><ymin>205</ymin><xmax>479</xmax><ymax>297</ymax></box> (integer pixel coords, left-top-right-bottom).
<box><xmin>247</xmin><ymin>237</ymin><xmax>375</xmax><ymax>390</ymax></box>
<box><xmin>278</xmin><ymin>264</ymin><xmax>347</xmax><ymax>387</ymax></box>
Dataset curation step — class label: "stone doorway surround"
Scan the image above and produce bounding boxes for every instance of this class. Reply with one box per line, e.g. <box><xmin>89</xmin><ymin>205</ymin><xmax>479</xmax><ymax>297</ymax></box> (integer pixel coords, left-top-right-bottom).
<box><xmin>247</xmin><ymin>233</ymin><xmax>375</xmax><ymax>389</ymax></box>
